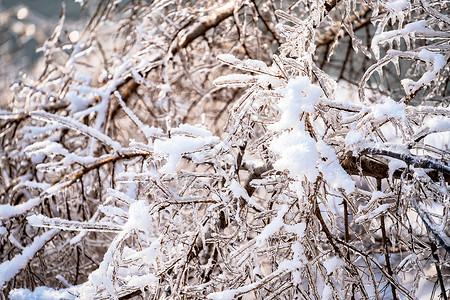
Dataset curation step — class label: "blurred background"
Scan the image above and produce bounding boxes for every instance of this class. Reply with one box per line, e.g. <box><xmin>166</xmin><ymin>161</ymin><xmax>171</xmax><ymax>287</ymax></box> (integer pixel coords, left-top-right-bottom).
<box><xmin>0</xmin><ymin>0</ymin><xmax>87</xmax><ymax>104</ymax></box>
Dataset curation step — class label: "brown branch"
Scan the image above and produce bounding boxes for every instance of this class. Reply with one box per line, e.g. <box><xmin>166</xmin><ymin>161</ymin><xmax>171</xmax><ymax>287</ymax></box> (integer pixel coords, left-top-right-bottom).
<box><xmin>324</xmin><ymin>0</ymin><xmax>341</xmax><ymax>12</ymax></box>
<box><xmin>116</xmin><ymin>1</ymin><xmax>240</xmax><ymax>104</ymax></box>
<box><xmin>341</xmin><ymin>151</ymin><xmax>450</xmax><ymax>184</ymax></box>
<box><xmin>169</xmin><ymin>1</ymin><xmax>239</xmax><ymax>56</ymax></box>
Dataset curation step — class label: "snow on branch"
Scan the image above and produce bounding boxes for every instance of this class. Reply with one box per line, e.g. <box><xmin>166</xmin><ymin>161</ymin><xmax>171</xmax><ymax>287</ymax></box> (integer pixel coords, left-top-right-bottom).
<box><xmin>0</xmin><ymin>229</ymin><xmax>59</xmax><ymax>288</ymax></box>
<box><xmin>30</xmin><ymin>111</ymin><xmax>122</xmax><ymax>152</ymax></box>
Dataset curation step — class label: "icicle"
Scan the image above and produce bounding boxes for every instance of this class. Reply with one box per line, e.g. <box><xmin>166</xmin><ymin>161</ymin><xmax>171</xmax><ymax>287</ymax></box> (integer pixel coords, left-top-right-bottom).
<box><xmin>391</xmin><ymin>56</ymin><xmax>401</xmax><ymax>76</ymax></box>
<box><xmin>387</xmin><ymin>39</ymin><xmax>393</xmax><ymax>51</ymax></box>
<box><xmin>390</xmin><ymin>13</ymin><xmax>396</xmax><ymax>26</ymax></box>
<box><xmin>394</xmin><ymin>35</ymin><xmax>401</xmax><ymax>48</ymax></box>
<box><xmin>373</xmin><ymin>1</ymin><xmax>379</xmax><ymax>18</ymax></box>
<box><xmin>372</xmin><ymin>43</ymin><xmax>380</xmax><ymax>60</ymax></box>
<box><xmin>404</xmin><ymin>36</ymin><xmax>410</xmax><ymax>50</ymax></box>
<box><xmin>398</xmin><ymin>12</ymin><xmax>404</xmax><ymax>28</ymax></box>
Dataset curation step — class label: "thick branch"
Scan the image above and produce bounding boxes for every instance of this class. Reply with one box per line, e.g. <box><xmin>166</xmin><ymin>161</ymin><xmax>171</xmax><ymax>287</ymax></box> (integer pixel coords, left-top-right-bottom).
<box><xmin>361</xmin><ymin>148</ymin><xmax>450</xmax><ymax>175</ymax></box>
<box><xmin>341</xmin><ymin>151</ymin><xmax>450</xmax><ymax>184</ymax></box>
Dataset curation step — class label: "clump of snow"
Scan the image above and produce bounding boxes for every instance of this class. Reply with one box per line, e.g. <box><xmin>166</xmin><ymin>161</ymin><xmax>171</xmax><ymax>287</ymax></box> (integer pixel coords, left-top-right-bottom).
<box><xmin>345</xmin><ymin>130</ymin><xmax>363</xmax><ymax>145</ymax></box>
<box><xmin>207</xmin><ymin>289</ymin><xmax>237</xmax><ymax>300</ymax></box>
<box><xmin>388</xmin><ymin>159</ymin><xmax>407</xmax><ymax>183</ymax></box>
<box><xmin>371</xmin><ymin>20</ymin><xmax>427</xmax><ymax>59</ymax></box>
<box><xmin>358</xmin><ymin>190</ymin><xmax>386</xmax><ymax>213</ymax></box>
<box><xmin>383</xmin><ymin>0</ymin><xmax>410</xmax><ymax>26</ymax></box>
<box><xmin>355</xmin><ymin>203</ymin><xmax>392</xmax><ymax>224</ymax></box>
<box><xmin>66</xmin><ymin>91</ymin><xmax>92</xmax><ymax>112</ymax></box>
<box><xmin>26</xmin><ymin>215</ymin><xmax>45</xmax><ymax>226</ymax></box>
<box><xmin>371</xmin><ymin>98</ymin><xmax>406</xmax><ymax>121</ymax></box>
<box><xmin>170</xmin><ymin>123</ymin><xmax>213</xmax><ymax>137</ymax></box>
<box><xmin>255</xmin><ymin>204</ymin><xmax>288</xmax><ymax>246</ymax></box>
<box><xmin>128</xmin><ymin>236</ymin><xmax>161</xmax><ymax>263</ymax></box>
<box><xmin>123</xmin><ymin>200</ymin><xmax>151</xmax><ymax>232</ymax></box>
<box><xmin>321</xmin><ymin>285</ymin><xmax>333</xmax><ymax>300</ymax></box>
<box><xmin>317</xmin><ymin>140</ymin><xmax>355</xmax><ymax>193</ymax></box>
<box><xmin>323</xmin><ymin>256</ymin><xmax>345</xmax><ymax>275</ymax></box>
<box><xmin>0</xmin><ymin>197</ymin><xmax>42</xmax><ymax>220</ymax></box>
<box><xmin>257</xmin><ymin>74</ymin><xmax>285</xmax><ymax>88</ymax></box>
<box><xmin>153</xmin><ymin>131</ymin><xmax>219</xmax><ymax>174</ymax></box>
<box><xmin>384</xmin><ymin>0</ymin><xmax>409</xmax><ymax>12</ymax></box>
<box><xmin>126</xmin><ymin>274</ymin><xmax>158</xmax><ymax>287</ymax></box>
<box><xmin>271</xmin><ymin>76</ymin><xmax>322</xmax><ymax>131</ymax></box>
<box><xmin>270</xmin><ymin>130</ymin><xmax>319</xmax><ymax>182</ymax></box>
<box><xmin>285</xmin><ymin>222</ymin><xmax>306</xmax><ymax>238</ymax></box>
<box><xmin>217</xmin><ymin>54</ymin><xmax>239</xmax><ymax>65</ymax></box>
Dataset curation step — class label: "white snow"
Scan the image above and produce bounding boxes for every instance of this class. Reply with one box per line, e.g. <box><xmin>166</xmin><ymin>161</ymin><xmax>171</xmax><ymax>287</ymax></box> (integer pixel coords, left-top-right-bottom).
<box><xmin>371</xmin><ymin>20</ymin><xmax>427</xmax><ymax>59</ymax></box>
<box><xmin>355</xmin><ymin>203</ymin><xmax>392</xmax><ymax>224</ymax></box>
<box><xmin>9</xmin><ymin>286</ymin><xmax>77</xmax><ymax>300</ymax></box>
<box><xmin>30</xmin><ymin>110</ymin><xmax>122</xmax><ymax>152</ymax></box>
<box><xmin>345</xmin><ymin>130</ymin><xmax>363</xmax><ymax>145</ymax></box>
<box><xmin>317</xmin><ymin>140</ymin><xmax>355</xmax><ymax>193</ymax></box>
<box><xmin>126</xmin><ymin>274</ymin><xmax>158</xmax><ymax>287</ymax></box>
<box><xmin>0</xmin><ymin>197</ymin><xmax>42</xmax><ymax>220</ymax></box>
<box><xmin>66</xmin><ymin>90</ymin><xmax>92</xmax><ymax>112</ymax></box>
<box><xmin>0</xmin><ymin>229</ymin><xmax>59</xmax><ymax>288</ymax></box>
<box><xmin>401</xmin><ymin>50</ymin><xmax>447</xmax><ymax>96</ymax></box>
<box><xmin>323</xmin><ymin>256</ymin><xmax>345</xmax><ymax>275</ymax></box>
<box><xmin>170</xmin><ymin>123</ymin><xmax>213</xmax><ymax>137</ymax></box>
<box><xmin>321</xmin><ymin>285</ymin><xmax>333</xmax><ymax>300</ymax></box>
<box><xmin>284</xmin><ymin>222</ymin><xmax>306</xmax><ymax>238</ymax></box>
<box><xmin>123</xmin><ymin>200</ymin><xmax>151</xmax><ymax>232</ymax></box>
<box><xmin>271</xmin><ymin>76</ymin><xmax>322</xmax><ymax>131</ymax></box>
<box><xmin>371</xmin><ymin>97</ymin><xmax>406</xmax><ymax>121</ymax></box>
<box><xmin>255</xmin><ymin>204</ymin><xmax>288</xmax><ymax>246</ymax></box>
<box><xmin>207</xmin><ymin>289</ymin><xmax>237</xmax><ymax>300</ymax></box>
<box><xmin>270</xmin><ymin>130</ymin><xmax>319</xmax><ymax>182</ymax></box>
<box><xmin>384</xmin><ymin>0</ymin><xmax>409</xmax><ymax>12</ymax></box>
<box><xmin>217</xmin><ymin>54</ymin><xmax>239</xmax><ymax>65</ymax></box>
<box><xmin>230</xmin><ymin>179</ymin><xmax>265</xmax><ymax>211</ymax></box>
<box><xmin>154</xmin><ymin>134</ymin><xmax>219</xmax><ymax>174</ymax></box>
<box><xmin>388</xmin><ymin>159</ymin><xmax>407</xmax><ymax>183</ymax></box>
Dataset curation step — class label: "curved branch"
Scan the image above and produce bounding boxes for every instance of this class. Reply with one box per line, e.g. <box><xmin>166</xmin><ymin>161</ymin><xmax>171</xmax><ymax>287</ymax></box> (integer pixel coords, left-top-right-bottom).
<box><xmin>169</xmin><ymin>1</ymin><xmax>239</xmax><ymax>56</ymax></box>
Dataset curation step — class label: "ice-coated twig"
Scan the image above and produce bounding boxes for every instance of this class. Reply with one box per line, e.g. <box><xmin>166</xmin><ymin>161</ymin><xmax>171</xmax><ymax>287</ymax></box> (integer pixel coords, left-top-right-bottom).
<box><xmin>30</xmin><ymin>110</ymin><xmax>122</xmax><ymax>152</ymax></box>
<box><xmin>27</xmin><ymin>214</ymin><xmax>122</xmax><ymax>232</ymax></box>
<box><xmin>411</xmin><ymin>194</ymin><xmax>450</xmax><ymax>254</ymax></box>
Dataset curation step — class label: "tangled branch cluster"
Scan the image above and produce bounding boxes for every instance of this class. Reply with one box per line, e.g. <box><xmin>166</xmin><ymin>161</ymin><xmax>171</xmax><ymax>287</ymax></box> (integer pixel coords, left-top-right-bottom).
<box><xmin>0</xmin><ymin>0</ymin><xmax>449</xmax><ymax>299</ymax></box>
